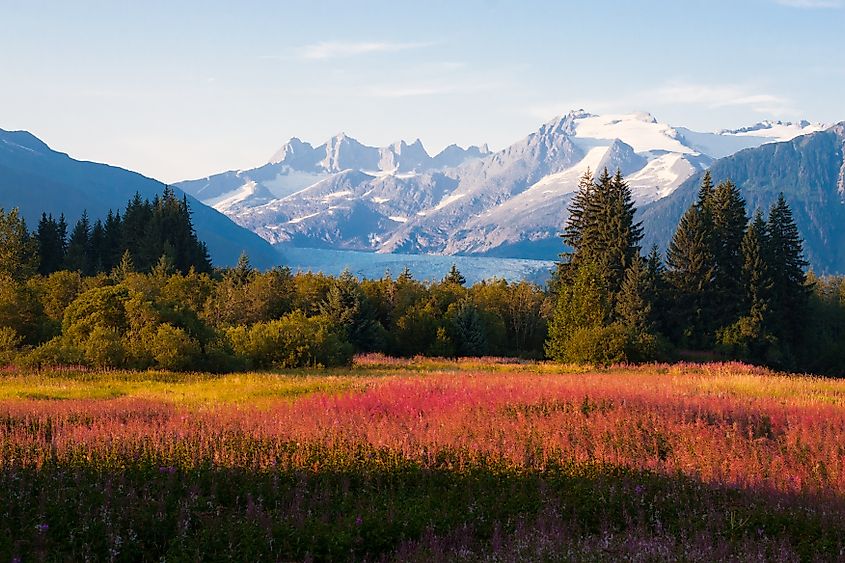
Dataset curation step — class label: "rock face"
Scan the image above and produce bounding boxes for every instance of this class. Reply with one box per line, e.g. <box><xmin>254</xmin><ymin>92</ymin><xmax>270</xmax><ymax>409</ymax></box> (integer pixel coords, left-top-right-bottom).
<box><xmin>0</xmin><ymin>128</ymin><xmax>279</xmax><ymax>268</ymax></box>
<box><xmin>176</xmin><ymin>111</ymin><xmax>824</xmax><ymax>260</ymax></box>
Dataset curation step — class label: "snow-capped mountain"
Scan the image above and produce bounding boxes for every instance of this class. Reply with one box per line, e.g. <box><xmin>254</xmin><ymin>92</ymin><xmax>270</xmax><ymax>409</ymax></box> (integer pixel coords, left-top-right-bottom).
<box><xmin>179</xmin><ymin>135</ymin><xmax>490</xmax><ymax>214</ymax></box>
<box><xmin>177</xmin><ymin>111</ymin><xmax>824</xmax><ymax>259</ymax></box>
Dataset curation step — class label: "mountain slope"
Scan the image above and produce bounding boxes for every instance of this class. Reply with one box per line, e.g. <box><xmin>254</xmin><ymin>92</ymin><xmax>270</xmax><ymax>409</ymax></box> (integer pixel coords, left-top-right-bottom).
<box><xmin>639</xmin><ymin>124</ymin><xmax>845</xmax><ymax>273</ymax></box>
<box><xmin>177</xmin><ymin>111</ymin><xmax>824</xmax><ymax>260</ymax></box>
<box><xmin>0</xmin><ymin>128</ymin><xmax>279</xmax><ymax>268</ymax></box>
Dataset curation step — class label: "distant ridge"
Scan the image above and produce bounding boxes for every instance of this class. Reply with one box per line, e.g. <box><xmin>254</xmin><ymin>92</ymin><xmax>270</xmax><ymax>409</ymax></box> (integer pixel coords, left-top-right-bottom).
<box><xmin>0</xmin><ymin>128</ymin><xmax>279</xmax><ymax>269</ymax></box>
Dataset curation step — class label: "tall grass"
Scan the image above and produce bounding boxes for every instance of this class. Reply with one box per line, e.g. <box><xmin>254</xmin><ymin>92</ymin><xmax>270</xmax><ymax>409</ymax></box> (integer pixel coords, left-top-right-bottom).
<box><xmin>1</xmin><ymin>361</ymin><xmax>844</xmax><ymax>560</ymax></box>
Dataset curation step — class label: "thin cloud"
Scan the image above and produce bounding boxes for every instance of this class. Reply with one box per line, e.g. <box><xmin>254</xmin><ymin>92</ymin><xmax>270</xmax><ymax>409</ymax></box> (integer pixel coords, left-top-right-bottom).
<box><xmin>774</xmin><ymin>0</ymin><xmax>843</xmax><ymax>7</ymax></box>
<box><xmin>367</xmin><ymin>78</ymin><xmax>502</xmax><ymax>99</ymax></box>
<box><xmin>296</xmin><ymin>40</ymin><xmax>433</xmax><ymax>60</ymax></box>
<box><xmin>369</xmin><ymin>86</ymin><xmax>456</xmax><ymax>98</ymax></box>
<box><xmin>647</xmin><ymin>82</ymin><xmax>795</xmax><ymax>115</ymax></box>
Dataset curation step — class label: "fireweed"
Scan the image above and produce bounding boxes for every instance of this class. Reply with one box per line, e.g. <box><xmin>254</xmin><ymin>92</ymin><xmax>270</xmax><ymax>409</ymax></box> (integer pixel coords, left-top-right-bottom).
<box><xmin>1</xmin><ymin>361</ymin><xmax>844</xmax><ymax>561</ymax></box>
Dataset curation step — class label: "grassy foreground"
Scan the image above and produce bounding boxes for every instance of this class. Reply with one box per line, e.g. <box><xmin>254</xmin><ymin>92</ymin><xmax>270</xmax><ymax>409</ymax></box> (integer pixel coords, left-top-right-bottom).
<box><xmin>2</xmin><ymin>357</ymin><xmax>845</xmax><ymax>561</ymax></box>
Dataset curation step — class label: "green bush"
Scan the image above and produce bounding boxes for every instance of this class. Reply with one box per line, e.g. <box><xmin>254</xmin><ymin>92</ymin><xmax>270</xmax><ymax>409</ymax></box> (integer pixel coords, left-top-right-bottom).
<box><xmin>83</xmin><ymin>326</ymin><xmax>126</xmax><ymax>369</ymax></box>
<box><xmin>717</xmin><ymin>315</ymin><xmax>780</xmax><ymax>366</ymax></box>
<box><xmin>22</xmin><ymin>337</ymin><xmax>86</xmax><ymax>368</ymax></box>
<box><xmin>148</xmin><ymin>323</ymin><xmax>201</xmax><ymax>371</ymax></box>
<box><xmin>0</xmin><ymin>326</ymin><xmax>22</xmax><ymax>365</ymax></box>
<box><xmin>227</xmin><ymin>311</ymin><xmax>353</xmax><ymax>369</ymax></box>
<box><xmin>562</xmin><ymin>323</ymin><xmax>630</xmax><ymax>366</ymax></box>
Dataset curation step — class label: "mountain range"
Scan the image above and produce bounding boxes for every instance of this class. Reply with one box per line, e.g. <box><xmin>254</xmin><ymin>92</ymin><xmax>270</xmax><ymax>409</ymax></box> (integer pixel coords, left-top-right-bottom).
<box><xmin>0</xmin><ymin>128</ymin><xmax>278</xmax><ymax>268</ymax></box>
<box><xmin>3</xmin><ymin>112</ymin><xmax>843</xmax><ymax>276</ymax></box>
<box><xmin>177</xmin><ymin>111</ymin><xmax>824</xmax><ymax>262</ymax></box>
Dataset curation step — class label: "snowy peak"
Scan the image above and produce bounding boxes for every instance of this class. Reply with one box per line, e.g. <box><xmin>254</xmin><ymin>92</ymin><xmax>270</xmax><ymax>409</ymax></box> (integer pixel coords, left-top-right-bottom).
<box><xmin>266</xmin><ymin>133</ymin><xmax>485</xmax><ymax>175</ymax></box>
<box><xmin>431</xmin><ymin>143</ymin><xmax>491</xmax><ymax>169</ymax></box>
<box><xmin>179</xmin><ymin>109</ymin><xmax>833</xmax><ymax>260</ymax></box>
<box><xmin>594</xmin><ymin>139</ymin><xmax>647</xmax><ymax>177</ymax></box>
<box><xmin>719</xmin><ymin>120</ymin><xmax>825</xmax><ymax>138</ymax></box>
<box><xmin>269</xmin><ymin>137</ymin><xmax>318</xmax><ymax>167</ymax></box>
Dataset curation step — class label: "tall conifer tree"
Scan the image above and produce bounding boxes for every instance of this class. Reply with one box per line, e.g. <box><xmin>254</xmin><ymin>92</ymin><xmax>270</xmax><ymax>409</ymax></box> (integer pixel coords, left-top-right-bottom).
<box><xmin>709</xmin><ymin>180</ymin><xmax>747</xmax><ymax>326</ymax></box>
<box><xmin>766</xmin><ymin>193</ymin><xmax>809</xmax><ymax>348</ymax></box>
<box><xmin>666</xmin><ymin>204</ymin><xmax>716</xmax><ymax>346</ymax></box>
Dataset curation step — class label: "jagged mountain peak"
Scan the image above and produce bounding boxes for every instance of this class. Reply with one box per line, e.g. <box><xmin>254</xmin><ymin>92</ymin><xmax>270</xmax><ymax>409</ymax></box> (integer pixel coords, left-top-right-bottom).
<box><xmin>178</xmin><ymin>110</ymin><xmax>834</xmax><ymax>262</ymax></box>
<box><xmin>268</xmin><ymin>137</ymin><xmax>315</xmax><ymax>165</ymax></box>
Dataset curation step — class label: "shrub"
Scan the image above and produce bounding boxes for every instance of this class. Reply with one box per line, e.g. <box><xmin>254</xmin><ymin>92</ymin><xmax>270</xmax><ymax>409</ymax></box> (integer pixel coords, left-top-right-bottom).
<box><xmin>227</xmin><ymin>311</ymin><xmax>353</xmax><ymax>369</ymax></box>
<box><xmin>22</xmin><ymin>337</ymin><xmax>86</xmax><ymax>368</ymax></box>
<box><xmin>0</xmin><ymin>326</ymin><xmax>22</xmax><ymax>365</ymax></box>
<box><xmin>62</xmin><ymin>285</ymin><xmax>132</xmax><ymax>343</ymax></box>
<box><xmin>83</xmin><ymin>326</ymin><xmax>126</xmax><ymax>369</ymax></box>
<box><xmin>562</xmin><ymin>323</ymin><xmax>630</xmax><ymax>366</ymax></box>
<box><xmin>148</xmin><ymin>323</ymin><xmax>201</xmax><ymax>371</ymax></box>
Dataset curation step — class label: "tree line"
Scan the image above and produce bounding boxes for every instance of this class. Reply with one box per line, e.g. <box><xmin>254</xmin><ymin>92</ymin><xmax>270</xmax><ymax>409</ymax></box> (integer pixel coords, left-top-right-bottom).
<box><xmin>1</xmin><ymin>175</ymin><xmax>844</xmax><ymax>375</ymax></box>
<box><xmin>547</xmin><ymin>168</ymin><xmax>813</xmax><ymax>370</ymax></box>
<box><xmin>33</xmin><ymin>187</ymin><xmax>212</xmax><ymax>277</ymax></box>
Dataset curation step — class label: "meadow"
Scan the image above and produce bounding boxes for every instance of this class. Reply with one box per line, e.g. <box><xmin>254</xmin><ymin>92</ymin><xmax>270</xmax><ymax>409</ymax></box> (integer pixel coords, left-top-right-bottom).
<box><xmin>2</xmin><ymin>357</ymin><xmax>845</xmax><ymax>561</ymax></box>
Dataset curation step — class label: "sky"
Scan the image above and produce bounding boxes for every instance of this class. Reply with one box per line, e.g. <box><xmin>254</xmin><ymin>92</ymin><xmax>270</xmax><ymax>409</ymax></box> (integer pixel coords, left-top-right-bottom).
<box><xmin>2</xmin><ymin>0</ymin><xmax>844</xmax><ymax>183</ymax></box>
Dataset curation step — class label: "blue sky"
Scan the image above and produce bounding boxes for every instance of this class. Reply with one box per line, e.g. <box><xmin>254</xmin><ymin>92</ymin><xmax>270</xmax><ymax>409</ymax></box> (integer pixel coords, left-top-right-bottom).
<box><xmin>2</xmin><ymin>0</ymin><xmax>843</xmax><ymax>182</ymax></box>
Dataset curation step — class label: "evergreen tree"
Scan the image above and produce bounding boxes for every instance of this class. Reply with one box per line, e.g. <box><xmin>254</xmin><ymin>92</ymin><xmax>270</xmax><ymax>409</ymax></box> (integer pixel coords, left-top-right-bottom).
<box><xmin>397</xmin><ymin>266</ymin><xmax>414</xmax><ymax>283</ymax></box>
<box><xmin>741</xmin><ymin>211</ymin><xmax>773</xmax><ymax>323</ymax></box>
<box><xmin>102</xmin><ymin>210</ymin><xmax>123</xmax><ymax>272</ymax></box>
<box><xmin>615</xmin><ymin>258</ymin><xmax>654</xmax><ymax>335</ymax></box>
<box><xmin>696</xmin><ymin>170</ymin><xmax>715</xmax><ymax>210</ymax></box>
<box><xmin>709</xmin><ymin>180</ymin><xmax>747</xmax><ymax>326</ymax></box>
<box><xmin>665</xmin><ymin>205</ymin><xmax>716</xmax><ymax>346</ymax></box>
<box><xmin>557</xmin><ymin>167</ymin><xmax>642</xmax><ymax>298</ymax></box>
<box><xmin>0</xmin><ymin>207</ymin><xmax>38</xmax><ymax>282</ymax></box>
<box><xmin>560</xmin><ymin>169</ymin><xmax>596</xmax><ymax>269</ymax></box>
<box><xmin>444</xmin><ymin>264</ymin><xmax>466</xmax><ymax>286</ymax></box>
<box><xmin>121</xmin><ymin>193</ymin><xmax>152</xmax><ymax>268</ymax></box>
<box><xmin>644</xmin><ymin>244</ymin><xmax>669</xmax><ymax>334</ymax></box>
<box><xmin>320</xmin><ymin>269</ymin><xmax>384</xmax><ymax>351</ymax></box>
<box><xmin>112</xmin><ymin>250</ymin><xmax>135</xmax><ymax>281</ymax></box>
<box><xmin>229</xmin><ymin>253</ymin><xmax>255</xmax><ymax>287</ymax></box>
<box><xmin>36</xmin><ymin>213</ymin><xmax>66</xmax><ymax>275</ymax></box>
<box><xmin>89</xmin><ymin>219</ymin><xmax>106</xmax><ymax>274</ymax></box>
<box><xmin>766</xmin><ymin>193</ymin><xmax>810</xmax><ymax>348</ymax></box>
<box><xmin>449</xmin><ymin>299</ymin><xmax>487</xmax><ymax>356</ymax></box>
<box><xmin>65</xmin><ymin>211</ymin><xmax>92</xmax><ymax>275</ymax></box>
<box><xmin>603</xmin><ymin>169</ymin><xmax>643</xmax><ymax>297</ymax></box>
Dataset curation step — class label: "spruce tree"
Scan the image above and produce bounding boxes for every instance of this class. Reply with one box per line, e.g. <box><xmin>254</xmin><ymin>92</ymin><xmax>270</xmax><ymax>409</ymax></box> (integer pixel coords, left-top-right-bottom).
<box><xmin>766</xmin><ymin>193</ymin><xmax>809</xmax><ymax>348</ymax></box>
<box><xmin>741</xmin><ymin>210</ymin><xmax>772</xmax><ymax>323</ymax></box>
<box><xmin>665</xmin><ymin>205</ymin><xmax>716</xmax><ymax>346</ymax></box>
<box><xmin>644</xmin><ymin>244</ymin><xmax>669</xmax><ymax>334</ymax></box>
<box><xmin>444</xmin><ymin>264</ymin><xmax>466</xmax><ymax>286</ymax></box>
<box><xmin>89</xmin><ymin>219</ymin><xmax>106</xmax><ymax>274</ymax></box>
<box><xmin>0</xmin><ymin>207</ymin><xmax>38</xmax><ymax>282</ymax></box>
<box><xmin>229</xmin><ymin>253</ymin><xmax>255</xmax><ymax>287</ymax></box>
<box><xmin>603</xmin><ymin>169</ymin><xmax>643</xmax><ymax>297</ymax></box>
<box><xmin>709</xmin><ymin>180</ymin><xmax>747</xmax><ymax>326</ymax></box>
<box><xmin>718</xmin><ymin>210</ymin><xmax>775</xmax><ymax>363</ymax></box>
<box><xmin>449</xmin><ymin>299</ymin><xmax>487</xmax><ymax>356</ymax></box>
<box><xmin>102</xmin><ymin>210</ymin><xmax>123</xmax><ymax>272</ymax></box>
<box><xmin>615</xmin><ymin>258</ymin><xmax>653</xmax><ymax>334</ymax></box>
<box><xmin>696</xmin><ymin>170</ymin><xmax>715</xmax><ymax>210</ymax></box>
<box><xmin>65</xmin><ymin>211</ymin><xmax>92</xmax><ymax>275</ymax></box>
<box><xmin>112</xmin><ymin>250</ymin><xmax>135</xmax><ymax>281</ymax></box>
<box><xmin>36</xmin><ymin>213</ymin><xmax>66</xmax><ymax>275</ymax></box>
<box><xmin>560</xmin><ymin>169</ymin><xmax>596</xmax><ymax>269</ymax></box>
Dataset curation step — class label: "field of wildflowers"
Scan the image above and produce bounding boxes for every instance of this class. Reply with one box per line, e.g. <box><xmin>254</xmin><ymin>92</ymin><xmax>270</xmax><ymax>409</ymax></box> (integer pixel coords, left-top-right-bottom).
<box><xmin>2</xmin><ymin>357</ymin><xmax>845</xmax><ymax>561</ymax></box>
